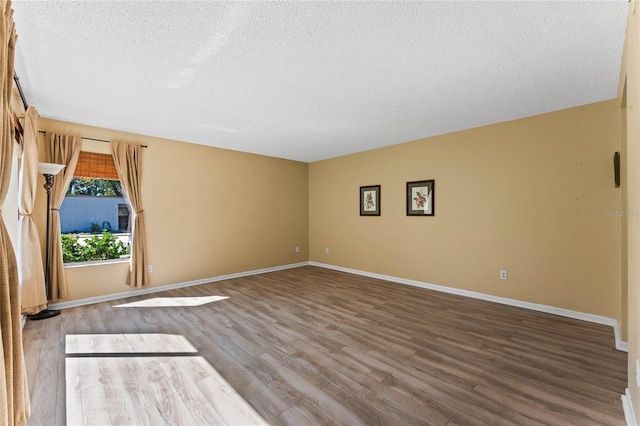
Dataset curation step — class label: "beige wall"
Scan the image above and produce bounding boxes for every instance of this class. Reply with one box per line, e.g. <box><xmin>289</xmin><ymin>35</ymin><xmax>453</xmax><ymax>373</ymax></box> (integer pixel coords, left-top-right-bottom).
<box><xmin>310</xmin><ymin>100</ymin><xmax>622</xmax><ymax>321</ymax></box>
<box><xmin>621</xmin><ymin>0</ymin><xmax>640</xmax><ymax>418</ymax></box>
<box><xmin>36</xmin><ymin>119</ymin><xmax>309</xmax><ymax>300</ymax></box>
<box><xmin>621</xmin><ymin>93</ymin><xmax>628</xmax><ymax>343</ymax></box>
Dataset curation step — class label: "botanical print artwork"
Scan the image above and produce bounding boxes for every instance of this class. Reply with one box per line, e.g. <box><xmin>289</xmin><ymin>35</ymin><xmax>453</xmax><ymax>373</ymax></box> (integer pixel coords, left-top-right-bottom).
<box><xmin>364</xmin><ymin>190</ymin><xmax>376</xmax><ymax>211</ymax></box>
<box><xmin>413</xmin><ymin>187</ymin><xmax>428</xmax><ymax>210</ymax></box>
<box><xmin>360</xmin><ymin>185</ymin><xmax>381</xmax><ymax>216</ymax></box>
<box><xmin>406</xmin><ymin>180</ymin><xmax>434</xmax><ymax>216</ymax></box>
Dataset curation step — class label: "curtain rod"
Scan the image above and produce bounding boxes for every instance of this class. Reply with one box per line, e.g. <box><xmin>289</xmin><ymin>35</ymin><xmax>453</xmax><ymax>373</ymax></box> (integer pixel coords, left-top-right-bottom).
<box><xmin>14</xmin><ymin>72</ymin><xmax>29</xmax><ymax>111</ymax></box>
<box><xmin>38</xmin><ymin>130</ymin><xmax>148</xmax><ymax>148</ymax></box>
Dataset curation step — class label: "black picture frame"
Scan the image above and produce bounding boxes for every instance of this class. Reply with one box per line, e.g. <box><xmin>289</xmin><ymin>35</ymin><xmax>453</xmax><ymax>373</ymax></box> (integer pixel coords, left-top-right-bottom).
<box><xmin>406</xmin><ymin>180</ymin><xmax>434</xmax><ymax>216</ymax></box>
<box><xmin>360</xmin><ymin>185</ymin><xmax>381</xmax><ymax>216</ymax></box>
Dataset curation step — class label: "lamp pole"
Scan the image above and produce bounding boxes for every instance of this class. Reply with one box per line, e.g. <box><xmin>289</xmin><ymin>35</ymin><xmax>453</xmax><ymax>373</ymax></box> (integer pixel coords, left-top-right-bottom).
<box><xmin>28</xmin><ymin>163</ymin><xmax>65</xmax><ymax>321</ymax></box>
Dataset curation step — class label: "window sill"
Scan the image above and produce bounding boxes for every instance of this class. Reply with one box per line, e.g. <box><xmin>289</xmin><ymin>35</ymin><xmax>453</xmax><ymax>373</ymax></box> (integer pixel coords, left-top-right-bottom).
<box><xmin>64</xmin><ymin>257</ymin><xmax>130</xmax><ymax>269</ymax></box>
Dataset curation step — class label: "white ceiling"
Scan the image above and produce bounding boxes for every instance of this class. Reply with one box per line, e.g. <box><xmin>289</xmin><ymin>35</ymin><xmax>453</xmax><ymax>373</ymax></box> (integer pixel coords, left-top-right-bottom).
<box><xmin>12</xmin><ymin>1</ymin><xmax>628</xmax><ymax>163</ymax></box>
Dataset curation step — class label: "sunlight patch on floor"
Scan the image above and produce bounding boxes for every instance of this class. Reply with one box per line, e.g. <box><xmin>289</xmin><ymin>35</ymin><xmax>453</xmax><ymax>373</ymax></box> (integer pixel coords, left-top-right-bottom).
<box><xmin>113</xmin><ymin>295</ymin><xmax>229</xmax><ymax>308</ymax></box>
<box><xmin>66</xmin><ymin>333</ymin><xmax>198</xmax><ymax>354</ymax></box>
<box><xmin>65</xmin><ymin>334</ymin><xmax>267</xmax><ymax>425</ymax></box>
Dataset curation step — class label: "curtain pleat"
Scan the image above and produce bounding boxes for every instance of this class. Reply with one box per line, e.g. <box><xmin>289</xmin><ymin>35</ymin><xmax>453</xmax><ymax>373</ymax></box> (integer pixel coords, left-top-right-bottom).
<box><xmin>19</xmin><ymin>107</ymin><xmax>46</xmax><ymax>314</ymax></box>
<box><xmin>110</xmin><ymin>141</ymin><xmax>149</xmax><ymax>288</ymax></box>
<box><xmin>0</xmin><ymin>1</ymin><xmax>30</xmax><ymax>424</ymax></box>
<box><xmin>46</xmin><ymin>133</ymin><xmax>81</xmax><ymax>301</ymax></box>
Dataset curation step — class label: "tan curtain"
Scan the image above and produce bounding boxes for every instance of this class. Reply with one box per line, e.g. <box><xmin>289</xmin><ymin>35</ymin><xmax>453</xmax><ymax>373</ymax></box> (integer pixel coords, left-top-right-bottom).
<box><xmin>47</xmin><ymin>133</ymin><xmax>81</xmax><ymax>301</ymax></box>
<box><xmin>0</xmin><ymin>1</ymin><xmax>30</xmax><ymax>424</ymax></box>
<box><xmin>19</xmin><ymin>107</ymin><xmax>46</xmax><ymax>314</ymax></box>
<box><xmin>110</xmin><ymin>141</ymin><xmax>149</xmax><ymax>287</ymax></box>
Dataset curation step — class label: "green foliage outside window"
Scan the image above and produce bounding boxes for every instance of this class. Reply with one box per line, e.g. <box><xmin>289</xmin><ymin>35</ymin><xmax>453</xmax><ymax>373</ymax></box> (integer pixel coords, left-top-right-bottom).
<box><xmin>67</xmin><ymin>178</ymin><xmax>123</xmax><ymax>197</ymax></box>
<box><xmin>61</xmin><ymin>230</ymin><xmax>130</xmax><ymax>263</ymax></box>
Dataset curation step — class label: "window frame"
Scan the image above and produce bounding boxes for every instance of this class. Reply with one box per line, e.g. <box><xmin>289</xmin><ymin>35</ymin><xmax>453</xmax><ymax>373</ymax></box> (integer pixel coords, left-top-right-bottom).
<box><xmin>60</xmin><ymin>151</ymin><xmax>132</xmax><ymax>265</ymax></box>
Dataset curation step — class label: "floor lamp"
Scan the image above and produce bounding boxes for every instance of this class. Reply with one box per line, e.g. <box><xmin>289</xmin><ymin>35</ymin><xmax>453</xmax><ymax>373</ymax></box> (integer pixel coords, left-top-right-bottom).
<box><xmin>28</xmin><ymin>162</ymin><xmax>66</xmax><ymax>321</ymax></box>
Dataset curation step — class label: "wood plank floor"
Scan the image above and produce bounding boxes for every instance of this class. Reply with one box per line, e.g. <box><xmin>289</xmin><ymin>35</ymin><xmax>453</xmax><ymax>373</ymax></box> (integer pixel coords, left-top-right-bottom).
<box><xmin>23</xmin><ymin>266</ymin><xmax>627</xmax><ymax>425</ymax></box>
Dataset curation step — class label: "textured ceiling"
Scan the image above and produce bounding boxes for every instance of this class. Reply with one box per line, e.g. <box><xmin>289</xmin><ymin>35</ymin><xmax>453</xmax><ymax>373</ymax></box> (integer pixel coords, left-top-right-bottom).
<box><xmin>12</xmin><ymin>1</ymin><xmax>628</xmax><ymax>163</ymax></box>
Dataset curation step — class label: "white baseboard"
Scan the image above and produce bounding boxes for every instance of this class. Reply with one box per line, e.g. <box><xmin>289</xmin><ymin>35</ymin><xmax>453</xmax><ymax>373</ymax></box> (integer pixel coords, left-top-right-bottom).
<box><xmin>309</xmin><ymin>262</ymin><xmax>628</xmax><ymax>352</ymax></box>
<box><xmin>48</xmin><ymin>262</ymin><xmax>310</xmax><ymax>310</ymax></box>
<box><xmin>623</xmin><ymin>388</ymin><xmax>638</xmax><ymax>426</ymax></box>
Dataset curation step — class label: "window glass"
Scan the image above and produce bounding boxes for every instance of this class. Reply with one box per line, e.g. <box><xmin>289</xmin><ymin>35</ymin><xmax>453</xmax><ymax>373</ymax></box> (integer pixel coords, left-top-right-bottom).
<box><xmin>60</xmin><ymin>152</ymin><xmax>132</xmax><ymax>264</ymax></box>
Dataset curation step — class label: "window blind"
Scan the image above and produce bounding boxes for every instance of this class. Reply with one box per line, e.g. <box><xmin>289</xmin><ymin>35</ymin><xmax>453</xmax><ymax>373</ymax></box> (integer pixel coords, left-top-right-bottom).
<box><xmin>74</xmin><ymin>151</ymin><xmax>120</xmax><ymax>180</ymax></box>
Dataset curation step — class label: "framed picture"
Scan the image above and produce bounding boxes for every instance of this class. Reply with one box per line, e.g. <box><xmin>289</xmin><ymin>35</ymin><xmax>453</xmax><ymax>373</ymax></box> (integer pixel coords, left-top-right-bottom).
<box><xmin>406</xmin><ymin>180</ymin><xmax>434</xmax><ymax>216</ymax></box>
<box><xmin>360</xmin><ymin>185</ymin><xmax>381</xmax><ymax>216</ymax></box>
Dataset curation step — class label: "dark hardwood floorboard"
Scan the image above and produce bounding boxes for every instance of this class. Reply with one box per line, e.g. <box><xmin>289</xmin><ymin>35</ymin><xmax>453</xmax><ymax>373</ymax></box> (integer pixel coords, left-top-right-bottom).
<box><xmin>23</xmin><ymin>266</ymin><xmax>627</xmax><ymax>425</ymax></box>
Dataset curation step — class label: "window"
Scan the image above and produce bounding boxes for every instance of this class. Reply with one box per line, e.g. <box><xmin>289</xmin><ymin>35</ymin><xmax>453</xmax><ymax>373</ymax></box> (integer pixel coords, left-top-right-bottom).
<box><xmin>59</xmin><ymin>152</ymin><xmax>131</xmax><ymax>264</ymax></box>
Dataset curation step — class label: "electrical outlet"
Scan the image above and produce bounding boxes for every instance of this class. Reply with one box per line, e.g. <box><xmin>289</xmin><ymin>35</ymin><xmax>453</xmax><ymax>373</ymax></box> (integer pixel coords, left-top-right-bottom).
<box><xmin>295</xmin><ymin>246</ymin><xmax>300</xmax><ymax>253</ymax></box>
<box><xmin>147</xmin><ymin>264</ymin><xmax>153</xmax><ymax>273</ymax></box>
<box><xmin>325</xmin><ymin>247</ymin><xmax>330</xmax><ymax>254</ymax></box>
<box><xmin>500</xmin><ymin>270</ymin><xmax>507</xmax><ymax>280</ymax></box>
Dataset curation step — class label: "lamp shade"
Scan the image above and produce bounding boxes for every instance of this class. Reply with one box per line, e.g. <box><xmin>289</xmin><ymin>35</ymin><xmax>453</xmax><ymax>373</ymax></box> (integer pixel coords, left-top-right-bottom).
<box><xmin>38</xmin><ymin>162</ymin><xmax>66</xmax><ymax>176</ymax></box>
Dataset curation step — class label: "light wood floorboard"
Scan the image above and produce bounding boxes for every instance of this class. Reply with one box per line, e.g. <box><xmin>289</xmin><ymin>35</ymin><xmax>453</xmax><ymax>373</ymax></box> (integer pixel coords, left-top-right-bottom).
<box><xmin>23</xmin><ymin>266</ymin><xmax>627</xmax><ymax>425</ymax></box>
